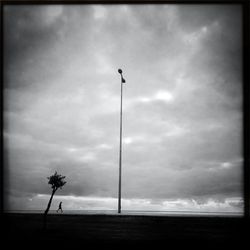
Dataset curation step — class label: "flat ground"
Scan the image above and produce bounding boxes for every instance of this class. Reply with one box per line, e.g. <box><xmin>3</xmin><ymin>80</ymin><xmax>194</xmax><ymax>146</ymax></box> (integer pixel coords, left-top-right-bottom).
<box><xmin>2</xmin><ymin>213</ymin><xmax>248</xmax><ymax>246</ymax></box>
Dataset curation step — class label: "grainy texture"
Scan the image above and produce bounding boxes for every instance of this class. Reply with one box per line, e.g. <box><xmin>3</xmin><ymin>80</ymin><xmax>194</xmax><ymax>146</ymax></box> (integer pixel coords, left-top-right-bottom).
<box><xmin>2</xmin><ymin>213</ymin><xmax>248</xmax><ymax>245</ymax></box>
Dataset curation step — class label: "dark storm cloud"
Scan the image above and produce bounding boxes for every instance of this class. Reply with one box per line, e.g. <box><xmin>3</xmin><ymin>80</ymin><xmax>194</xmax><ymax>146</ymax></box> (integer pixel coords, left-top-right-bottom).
<box><xmin>122</xmin><ymin>158</ymin><xmax>242</xmax><ymax>199</ymax></box>
<box><xmin>4</xmin><ymin>6</ymin><xmax>63</xmax><ymax>89</ymax></box>
<box><xmin>176</xmin><ymin>5</ymin><xmax>242</xmax><ymax>98</ymax></box>
<box><xmin>3</xmin><ymin>5</ymin><xmax>96</xmax><ymax>91</ymax></box>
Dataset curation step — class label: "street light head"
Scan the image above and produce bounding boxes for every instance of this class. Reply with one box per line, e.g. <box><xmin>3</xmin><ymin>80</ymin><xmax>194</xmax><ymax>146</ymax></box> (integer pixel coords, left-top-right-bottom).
<box><xmin>118</xmin><ymin>69</ymin><xmax>123</xmax><ymax>74</ymax></box>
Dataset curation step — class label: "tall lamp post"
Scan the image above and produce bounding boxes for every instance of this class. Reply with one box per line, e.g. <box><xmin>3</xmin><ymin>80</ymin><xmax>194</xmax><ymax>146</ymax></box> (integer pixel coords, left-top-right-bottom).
<box><xmin>118</xmin><ymin>69</ymin><xmax>125</xmax><ymax>214</ymax></box>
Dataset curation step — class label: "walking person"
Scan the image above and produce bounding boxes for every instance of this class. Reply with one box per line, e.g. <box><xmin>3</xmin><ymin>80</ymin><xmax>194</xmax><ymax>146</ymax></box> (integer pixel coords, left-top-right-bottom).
<box><xmin>57</xmin><ymin>201</ymin><xmax>63</xmax><ymax>213</ymax></box>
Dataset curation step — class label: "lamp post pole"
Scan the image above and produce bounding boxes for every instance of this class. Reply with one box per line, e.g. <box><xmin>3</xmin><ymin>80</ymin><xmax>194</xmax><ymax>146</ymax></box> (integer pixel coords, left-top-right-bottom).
<box><xmin>118</xmin><ymin>69</ymin><xmax>125</xmax><ymax>214</ymax></box>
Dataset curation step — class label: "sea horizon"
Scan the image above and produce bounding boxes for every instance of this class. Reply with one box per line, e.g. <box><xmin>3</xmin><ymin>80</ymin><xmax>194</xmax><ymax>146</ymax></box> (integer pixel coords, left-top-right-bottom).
<box><xmin>4</xmin><ymin>209</ymin><xmax>243</xmax><ymax>217</ymax></box>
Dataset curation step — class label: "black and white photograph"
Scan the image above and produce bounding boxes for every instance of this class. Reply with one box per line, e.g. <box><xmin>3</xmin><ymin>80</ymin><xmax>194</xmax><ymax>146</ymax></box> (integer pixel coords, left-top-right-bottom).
<box><xmin>1</xmin><ymin>1</ymin><xmax>249</xmax><ymax>244</ymax></box>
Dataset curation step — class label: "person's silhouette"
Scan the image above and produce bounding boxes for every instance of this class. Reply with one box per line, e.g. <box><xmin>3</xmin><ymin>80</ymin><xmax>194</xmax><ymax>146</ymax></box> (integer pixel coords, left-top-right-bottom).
<box><xmin>57</xmin><ymin>201</ymin><xmax>63</xmax><ymax>213</ymax></box>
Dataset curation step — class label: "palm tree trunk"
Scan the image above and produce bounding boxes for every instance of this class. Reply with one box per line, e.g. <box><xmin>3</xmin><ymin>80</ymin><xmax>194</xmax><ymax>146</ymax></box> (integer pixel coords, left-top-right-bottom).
<box><xmin>43</xmin><ymin>188</ymin><xmax>56</xmax><ymax>229</ymax></box>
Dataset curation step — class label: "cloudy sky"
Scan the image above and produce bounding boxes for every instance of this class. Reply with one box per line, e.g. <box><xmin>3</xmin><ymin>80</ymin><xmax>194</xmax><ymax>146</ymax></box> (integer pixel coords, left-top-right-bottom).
<box><xmin>3</xmin><ymin>4</ymin><xmax>243</xmax><ymax>213</ymax></box>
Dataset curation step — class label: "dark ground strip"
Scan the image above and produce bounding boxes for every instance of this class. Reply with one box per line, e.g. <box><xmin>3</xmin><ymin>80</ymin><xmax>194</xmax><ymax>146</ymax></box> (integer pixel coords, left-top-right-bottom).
<box><xmin>2</xmin><ymin>213</ymin><xmax>249</xmax><ymax>246</ymax></box>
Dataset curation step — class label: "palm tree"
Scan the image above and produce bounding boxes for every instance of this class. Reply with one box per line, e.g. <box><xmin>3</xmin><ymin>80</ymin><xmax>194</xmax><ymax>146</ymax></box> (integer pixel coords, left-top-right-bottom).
<box><xmin>43</xmin><ymin>171</ymin><xmax>66</xmax><ymax>229</ymax></box>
